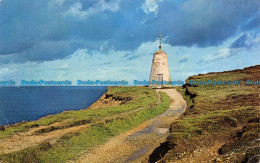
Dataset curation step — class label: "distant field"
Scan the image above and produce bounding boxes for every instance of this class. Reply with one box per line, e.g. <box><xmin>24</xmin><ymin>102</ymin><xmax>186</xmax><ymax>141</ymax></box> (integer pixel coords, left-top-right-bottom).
<box><xmin>154</xmin><ymin>65</ymin><xmax>260</xmax><ymax>163</ymax></box>
<box><xmin>0</xmin><ymin>86</ymin><xmax>170</xmax><ymax>162</ymax></box>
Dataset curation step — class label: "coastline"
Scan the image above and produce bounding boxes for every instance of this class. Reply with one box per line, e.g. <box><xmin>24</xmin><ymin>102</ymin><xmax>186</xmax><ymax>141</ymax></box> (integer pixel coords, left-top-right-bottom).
<box><xmin>0</xmin><ymin>86</ymin><xmax>109</xmax><ymax>128</ymax></box>
<box><xmin>0</xmin><ymin>66</ymin><xmax>258</xmax><ymax>162</ymax></box>
<box><xmin>87</xmin><ymin>86</ymin><xmax>121</xmax><ymax>110</ymax></box>
<box><xmin>0</xmin><ymin>86</ymin><xmax>169</xmax><ymax>161</ymax></box>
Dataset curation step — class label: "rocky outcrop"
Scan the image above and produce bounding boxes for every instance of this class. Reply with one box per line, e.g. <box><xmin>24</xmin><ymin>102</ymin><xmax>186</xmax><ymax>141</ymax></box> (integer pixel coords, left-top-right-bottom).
<box><xmin>88</xmin><ymin>89</ymin><xmax>132</xmax><ymax>110</ymax></box>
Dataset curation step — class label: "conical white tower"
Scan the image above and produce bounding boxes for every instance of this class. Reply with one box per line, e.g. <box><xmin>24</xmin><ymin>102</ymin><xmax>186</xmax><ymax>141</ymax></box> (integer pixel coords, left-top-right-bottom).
<box><xmin>149</xmin><ymin>36</ymin><xmax>171</xmax><ymax>88</ymax></box>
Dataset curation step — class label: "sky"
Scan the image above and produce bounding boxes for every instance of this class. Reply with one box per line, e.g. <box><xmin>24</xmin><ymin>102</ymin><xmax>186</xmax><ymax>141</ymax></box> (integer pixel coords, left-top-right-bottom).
<box><xmin>0</xmin><ymin>0</ymin><xmax>259</xmax><ymax>85</ymax></box>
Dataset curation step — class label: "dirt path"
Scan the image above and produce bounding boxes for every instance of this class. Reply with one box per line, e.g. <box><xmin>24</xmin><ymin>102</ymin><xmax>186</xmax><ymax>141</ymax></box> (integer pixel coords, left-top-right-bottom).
<box><xmin>0</xmin><ymin>92</ymin><xmax>161</xmax><ymax>155</ymax></box>
<box><xmin>0</xmin><ymin>105</ymin><xmax>148</xmax><ymax>155</ymax></box>
<box><xmin>0</xmin><ymin>122</ymin><xmax>91</xmax><ymax>154</ymax></box>
<box><xmin>75</xmin><ymin>88</ymin><xmax>186</xmax><ymax>163</ymax></box>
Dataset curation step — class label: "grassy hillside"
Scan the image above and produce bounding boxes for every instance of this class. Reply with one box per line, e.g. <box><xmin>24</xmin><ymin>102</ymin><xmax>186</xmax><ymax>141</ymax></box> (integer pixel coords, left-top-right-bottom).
<box><xmin>153</xmin><ymin>65</ymin><xmax>260</xmax><ymax>163</ymax></box>
<box><xmin>0</xmin><ymin>86</ymin><xmax>170</xmax><ymax>162</ymax></box>
<box><xmin>0</xmin><ymin>87</ymin><xmax>157</xmax><ymax>139</ymax></box>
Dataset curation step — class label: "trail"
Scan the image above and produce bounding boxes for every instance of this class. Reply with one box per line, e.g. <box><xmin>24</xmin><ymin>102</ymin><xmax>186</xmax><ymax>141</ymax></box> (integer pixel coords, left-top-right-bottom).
<box><xmin>75</xmin><ymin>88</ymin><xmax>186</xmax><ymax>163</ymax></box>
<box><xmin>0</xmin><ymin>122</ymin><xmax>90</xmax><ymax>154</ymax></box>
<box><xmin>0</xmin><ymin>92</ymin><xmax>161</xmax><ymax>155</ymax></box>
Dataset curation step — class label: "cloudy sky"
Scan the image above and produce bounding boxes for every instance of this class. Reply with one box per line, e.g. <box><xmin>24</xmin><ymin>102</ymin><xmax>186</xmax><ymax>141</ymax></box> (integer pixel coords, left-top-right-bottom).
<box><xmin>0</xmin><ymin>0</ymin><xmax>259</xmax><ymax>85</ymax></box>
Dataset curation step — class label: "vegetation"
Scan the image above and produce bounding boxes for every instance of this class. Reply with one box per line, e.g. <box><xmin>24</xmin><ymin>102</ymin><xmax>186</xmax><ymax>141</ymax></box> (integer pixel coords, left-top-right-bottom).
<box><xmin>0</xmin><ymin>86</ymin><xmax>157</xmax><ymax>138</ymax></box>
<box><xmin>157</xmin><ymin>65</ymin><xmax>260</xmax><ymax>162</ymax></box>
<box><xmin>0</xmin><ymin>86</ymin><xmax>171</xmax><ymax>162</ymax></box>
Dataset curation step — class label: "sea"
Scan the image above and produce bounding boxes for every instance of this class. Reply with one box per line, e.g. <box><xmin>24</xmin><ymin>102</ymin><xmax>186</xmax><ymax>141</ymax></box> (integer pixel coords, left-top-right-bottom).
<box><xmin>0</xmin><ymin>86</ymin><xmax>108</xmax><ymax>126</ymax></box>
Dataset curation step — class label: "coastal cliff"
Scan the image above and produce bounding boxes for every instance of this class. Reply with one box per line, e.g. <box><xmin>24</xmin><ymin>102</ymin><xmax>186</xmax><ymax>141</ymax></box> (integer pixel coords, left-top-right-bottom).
<box><xmin>0</xmin><ymin>87</ymin><xmax>170</xmax><ymax>162</ymax></box>
<box><xmin>150</xmin><ymin>65</ymin><xmax>260</xmax><ymax>163</ymax></box>
<box><xmin>0</xmin><ymin>66</ymin><xmax>259</xmax><ymax>162</ymax></box>
<box><xmin>88</xmin><ymin>87</ymin><xmax>132</xmax><ymax>110</ymax></box>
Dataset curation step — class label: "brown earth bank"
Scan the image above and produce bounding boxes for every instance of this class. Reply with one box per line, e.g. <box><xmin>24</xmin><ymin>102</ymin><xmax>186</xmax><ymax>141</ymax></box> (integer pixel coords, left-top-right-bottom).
<box><xmin>150</xmin><ymin>65</ymin><xmax>260</xmax><ymax>163</ymax></box>
<box><xmin>88</xmin><ymin>89</ymin><xmax>132</xmax><ymax>110</ymax></box>
<box><xmin>0</xmin><ymin>88</ymin><xmax>126</xmax><ymax>155</ymax></box>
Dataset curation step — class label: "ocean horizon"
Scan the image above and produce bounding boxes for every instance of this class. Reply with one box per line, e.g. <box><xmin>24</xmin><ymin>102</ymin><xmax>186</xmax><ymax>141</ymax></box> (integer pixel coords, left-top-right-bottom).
<box><xmin>0</xmin><ymin>86</ymin><xmax>108</xmax><ymax>126</ymax></box>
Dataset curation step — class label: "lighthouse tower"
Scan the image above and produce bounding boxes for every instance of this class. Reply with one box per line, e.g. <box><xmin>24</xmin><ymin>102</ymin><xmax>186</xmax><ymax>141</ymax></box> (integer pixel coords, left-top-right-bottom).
<box><xmin>149</xmin><ymin>36</ymin><xmax>171</xmax><ymax>88</ymax></box>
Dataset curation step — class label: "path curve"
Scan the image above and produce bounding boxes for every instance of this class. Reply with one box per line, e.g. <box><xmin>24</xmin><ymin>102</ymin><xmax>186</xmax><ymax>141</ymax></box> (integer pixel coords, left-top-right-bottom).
<box><xmin>75</xmin><ymin>88</ymin><xmax>186</xmax><ymax>163</ymax></box>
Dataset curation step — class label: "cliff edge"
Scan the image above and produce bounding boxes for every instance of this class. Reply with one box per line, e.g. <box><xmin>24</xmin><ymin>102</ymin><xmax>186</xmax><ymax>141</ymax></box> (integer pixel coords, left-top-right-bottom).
<box><xmin>150</xmin><ymin>65</ymin><xmax>260</xmax><ymax>163</ymax></box>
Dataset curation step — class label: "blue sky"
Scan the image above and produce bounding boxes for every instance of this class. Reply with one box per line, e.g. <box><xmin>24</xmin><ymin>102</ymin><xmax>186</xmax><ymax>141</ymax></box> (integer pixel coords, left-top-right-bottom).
<box><xmin>0</xmin><ymin>0</ymin><xmax>259</xmax><ymax>85</ymax></box>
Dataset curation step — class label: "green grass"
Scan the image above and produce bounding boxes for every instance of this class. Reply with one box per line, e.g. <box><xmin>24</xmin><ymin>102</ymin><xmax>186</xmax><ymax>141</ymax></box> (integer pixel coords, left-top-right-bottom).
<box><xmin>175</xmin><ymin>72</ymin><xmax>259</xmax><ymax>137</ymax></box>
<box><xmin>0</xmin><ymin>86</ymin><xmax>158</xmax><ymax>139</ymax></box>
<box><xmin>160</xmin><ymin>66</ymin><xmax>260</xmax><ymax>162</ymax></box>
<box><xmin>0</xmin><ymin>87</ymin><xmax>171</xmax><ymax>162</ymax></box>
<box><xmin>171</xmin><ymin>106</ymin><xmax>256</xmax><ymax>141</ymax></box>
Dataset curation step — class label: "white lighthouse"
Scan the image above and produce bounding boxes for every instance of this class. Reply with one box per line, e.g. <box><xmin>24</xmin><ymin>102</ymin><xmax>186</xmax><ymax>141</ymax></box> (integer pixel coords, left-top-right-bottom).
<box><xmin>149</xmin><ymin>36</ymin><xmax>171</xmax><ymax>88</ymax></box>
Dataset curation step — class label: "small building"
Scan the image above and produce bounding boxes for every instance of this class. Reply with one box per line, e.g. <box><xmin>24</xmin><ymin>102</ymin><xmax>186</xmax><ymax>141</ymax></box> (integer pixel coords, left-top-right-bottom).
<box><xmin>149</xmin><ymin>38</ymin><xmax>171</xmax><ymax>88</ymax></box>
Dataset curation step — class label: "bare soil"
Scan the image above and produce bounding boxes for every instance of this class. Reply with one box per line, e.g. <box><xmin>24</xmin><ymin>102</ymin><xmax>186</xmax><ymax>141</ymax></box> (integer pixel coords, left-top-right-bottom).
<box><xmin>75</xmin><ymin>89</ymin><xmax>186</xmax><ymax>163</ymax></box>
<box><xmin>0</xmin><ymin>122</ymin><xmax>91</xmax><ymax>154</ymax></box>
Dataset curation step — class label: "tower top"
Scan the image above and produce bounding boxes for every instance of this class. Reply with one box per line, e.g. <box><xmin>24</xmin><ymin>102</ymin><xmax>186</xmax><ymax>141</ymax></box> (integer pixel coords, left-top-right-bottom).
<box><xmin>158</xmin><ymin>34</ymin><xmax>162</xmax><ymax>50</ymax></box>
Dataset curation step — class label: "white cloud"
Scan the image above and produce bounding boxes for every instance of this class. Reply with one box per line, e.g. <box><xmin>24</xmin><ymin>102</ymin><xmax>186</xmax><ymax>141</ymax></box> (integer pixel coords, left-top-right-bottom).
<box><xmin>98</xmin><ymin>0</ymin><xmax>120</xmax><ymax>12</ymax></box>
<box><xmin>247</xmin><ymin>33</ymin><xmax>260</xmax><ymax>46</ymax></box>
<box><xmin>65</xmin><ymin>0</ymin><xmax>120</xmax><ymax>19</ymax></box>
<box><xmin>0</xmin><ymin>67</ymin><xmax>16</xmax><ymax>77</ymax></box>
<box><xmin>65</xmin><ymin>2</ymin><xmax>87</xmax><ymax>19</ymax></box>
<box><xmin>1</xmin><ymin>37</ymin><xmax>259</xmax><ymax>84</ymax></box>
<box><xmin>141</xmin><ymin>0</ymin><xmax>163</xmax><ymax>14</ymax></box>
<box><xmin>0</xmin><ymin>48</ymin><xmax>138</xmax><ymax>84</ymax></box>
<box><xmin>48</xmin><ymin>0</ymin><xmax>64</xmax><ymax>8</ymax></box>
<box><xmin>200</xmin><ymin>48</ymin><xmax>244</xmax><ymax>62</ymax></box>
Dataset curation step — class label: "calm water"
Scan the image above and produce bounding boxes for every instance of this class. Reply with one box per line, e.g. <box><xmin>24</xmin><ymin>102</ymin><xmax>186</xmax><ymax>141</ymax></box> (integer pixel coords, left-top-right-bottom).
<box><xmin>0</xmin><ymin>86</ymin><xmax>107</xmax><ymax>126</ymax></box>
